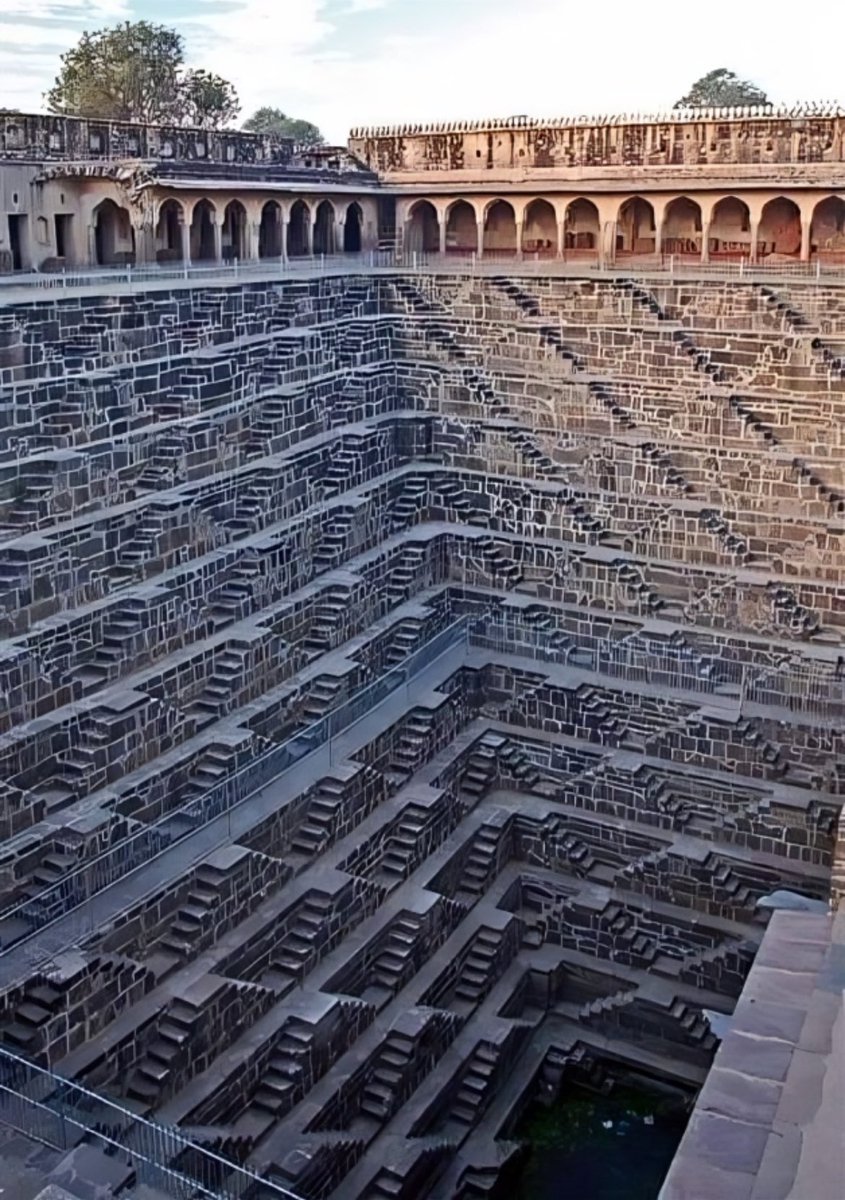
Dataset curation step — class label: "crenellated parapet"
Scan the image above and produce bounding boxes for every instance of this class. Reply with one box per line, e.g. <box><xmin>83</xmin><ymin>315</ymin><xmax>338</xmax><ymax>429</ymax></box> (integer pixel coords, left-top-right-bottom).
<box><xmin>348</xmin><ymin>103</ymin><xmax>845</xmax><ymax>177</ymax></box>
<box><xmin>350</xmin><ymin>101</ymin><xmax>845</xmax><ymax>139</ymax></box>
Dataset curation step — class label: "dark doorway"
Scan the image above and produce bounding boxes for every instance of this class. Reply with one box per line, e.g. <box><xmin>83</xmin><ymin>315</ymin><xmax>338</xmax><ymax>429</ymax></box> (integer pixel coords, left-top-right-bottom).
<box><xmin>287</xmin><ymin>200</ymin><xmax>310</xmax><ymax>257</ymax></box>
<box><xmin>313</xmin><ymin>201</ymin><xmax>335</xmax><ymax>255</ymax></box>
<box><xmin>191</xmin><ymin>200</ymin><xmax>217</xmax><ymax>262</ymax></box>
<box><xmin>155</xmin><ymin>200</ymin><xmax>183</xmax><ymax>262</ymax></box>
<box><xmin>8</xmin><ymin>215</ymin><xmax>28</xmax><ymax>270</ymax></box>
<box><xmin>406</xmin><ymin>201</ymin><xmax>439</xmax><ymax>253</ymax></box>
<box><xmin>93</xmin><ymin>200</ymin><xmax>134</xmax><ymax>266</ymax></box>
<box><xmin>344</xmin><ymin>203</ymin><xmax>362</xmax><ymax>252</ymax></box>
<box><xmin>259</xmin><ymin>201</ymin><xmax>283</xmax><ymax>258</ymax></box>
<box><xmin>222</xmin><ymin>200</ymin><xmax>247</xmax><ymax>262</ymax></box>
<box><xmin>54</xmin><ymin>214</ymin><xmax>72</xmax><ymax>261</ymax></box>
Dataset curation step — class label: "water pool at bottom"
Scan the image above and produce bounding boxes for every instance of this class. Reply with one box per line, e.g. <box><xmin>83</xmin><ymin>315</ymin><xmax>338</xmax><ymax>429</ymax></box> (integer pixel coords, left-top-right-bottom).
<box><xmin>514</xmin><ymin>1082</ymin><xmax>689</xmax><ymax>1200</ymax></box>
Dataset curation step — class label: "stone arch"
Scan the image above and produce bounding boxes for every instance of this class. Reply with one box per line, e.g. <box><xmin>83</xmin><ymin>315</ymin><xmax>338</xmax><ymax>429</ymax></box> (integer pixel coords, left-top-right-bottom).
<box><xmin>616</xmin><ymin>197</ymin><xmax>655</xmax><ymax>255</ymax></box>
<box><xmin>155</xmin><ymin>199</ymin><xmax>184</xmax><ymax>263</ymax></box>
<box><xmin>259</xmin><ymin>201</ymin><xmax>283</xmax><ymax>259</ymax></box>
<box><xmin>313</xmin><ymin>200</ymin><xmax>335</xmax><ymax>255</ymax></box>
<box><xmin>662</xmin><ymin>197</ymin><xmax>702</xmax><ymax>256</ymax></box>
<box><xmin>483</xmin><ymin>199</ymin><xmax>517</xmax><ymax>255</ymax></box>
<box><xmin>565</xmin><ymin>198</ymin><xmax>600</xmax><ymax>254</ymax></box>
<box><xmin>522</xmin><ymin>199</ymin><xmax>556</xmax><ymax>256</ymax></box>
<box><xmin>406</xmin><ymin>200</ymin><xmax>439</xmax><ymax>253</ymax></box>
<box><xmin>191</xmin><ymin>199</ymin><xmax>217</xmax><ymax>262</ymax></box>
<box><xmin>709</xmin><ymin>197</ymin><xmax>751</xmax><ymax>259</ymax></box>
<box><xmin>223</xmin><ymin>199</ymin><xmax>248</xmax><ymax>261</ymax></box>
<box><xmin>811</xmin><ymin>196</ymin><xmax>845</xmax><ymax>258</ymax></box>
<box><xmin>93</xmin><ymin>199</ymin><xmax>135</xmax><ymax>266</ymax></box>
<box><xmin>287</xmin><ymin>199</ymin><xmax>310</xmax><ymax>257</ymax></box>
<box><xmin>344</xmin><ymin>202</ymin><xmax>363</xmax><ymax>253</ymax></box>
<box><xmin>758</xmin><ymin>197</ymin><xmax>802</xmax><ymax>258</ymax></box>
<box><xmin>445</xmin><ymin>200</ymin><xmax>477</xmax><ymax>253</ymax></box>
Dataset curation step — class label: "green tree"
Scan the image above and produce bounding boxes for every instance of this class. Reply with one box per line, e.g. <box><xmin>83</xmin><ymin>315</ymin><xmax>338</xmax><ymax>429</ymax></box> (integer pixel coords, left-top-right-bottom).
<box><xmin>46</xmin><ymin>20</ymin><xmax>239</xmax><ymax>129</ymax></box>
<box><xmin>243</xmin><ymin>106</ymin><xmax>325</xmax><ymax>148</ymax></box>
<box><xmin>674</xmin><ymin>69</ymin><xmax>770</xmax><ymax>109</ymax></box>
<box><xmin>181</xmin><ymin>70</ymin><xmax>240</xmax><ymax>129</ymax></box>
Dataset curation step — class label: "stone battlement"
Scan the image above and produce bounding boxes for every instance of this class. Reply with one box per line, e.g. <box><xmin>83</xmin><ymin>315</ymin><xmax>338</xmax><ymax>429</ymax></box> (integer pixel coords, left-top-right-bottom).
<box><xmin>349</xmin><ymin>104</ymin><xmax>845</xmax><ymax>177</ymax></box>
<box><xmin>350</xmin><ymin>101</ymin><xmax>845</xmax><ymax>138</ymax></box>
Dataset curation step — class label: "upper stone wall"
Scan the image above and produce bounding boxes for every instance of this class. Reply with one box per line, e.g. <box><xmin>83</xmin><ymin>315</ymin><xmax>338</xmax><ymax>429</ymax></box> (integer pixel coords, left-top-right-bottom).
<box><xmin>348</xmin><ymin>105</ymin><xmax>845</xmax><ymax>176</ymax></box>
<box><xmin>0</xmin><ymin>111</ymin><xmax>295</xmax><ymax>166</ymax></box>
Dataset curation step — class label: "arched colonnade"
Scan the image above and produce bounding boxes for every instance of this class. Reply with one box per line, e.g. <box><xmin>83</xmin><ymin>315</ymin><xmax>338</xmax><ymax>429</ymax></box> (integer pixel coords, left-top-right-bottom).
<box><xmin>402</xmin><ymin>193</ymin><xmax>845</xmax><ymax>263</ymax></box>
<box><xmin>149</xmin><ymin>196</ymin><xmax>372</xmax><ymax>265</ymax></box>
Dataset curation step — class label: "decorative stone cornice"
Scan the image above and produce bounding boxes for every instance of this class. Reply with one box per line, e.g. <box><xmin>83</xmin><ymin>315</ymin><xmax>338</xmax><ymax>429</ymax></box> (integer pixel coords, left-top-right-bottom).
<box><xmin>350</xmin><ymin>102</ymin><xmax>845</xmax><ymax>139</ymax></box>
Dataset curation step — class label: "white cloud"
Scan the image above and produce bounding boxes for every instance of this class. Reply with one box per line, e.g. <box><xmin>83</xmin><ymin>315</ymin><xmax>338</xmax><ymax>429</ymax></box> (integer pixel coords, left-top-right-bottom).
<box><xmin>0</xmin><ymin>0</ymin><xmax>131</xmax><ymax>111</ymax></box>
<box><xmin>2</xmin><ymin>0</ymin><xmax>844</xmax><ymax>137</ymax></box>
<box><xmin>0</xmin><ymin>21</ymin><xmax>86</xmax><ymax>46</ymax></box>
<box><xmin>344</xmin><ymin>0</ymin><xmax>388</xmax><ymax>11</ymax></box>
<box><xmin>0</xmin><ymin>0</ymin><xmax>127</xmax><ymax>15</ymax></box>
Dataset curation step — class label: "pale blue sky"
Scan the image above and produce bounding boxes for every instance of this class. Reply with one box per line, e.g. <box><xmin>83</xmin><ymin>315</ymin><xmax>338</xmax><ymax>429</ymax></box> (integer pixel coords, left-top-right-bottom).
<box><xmin>1</xmin><ymin>0</ymin><xmax>843</xmax><ymax>144</ymax></box>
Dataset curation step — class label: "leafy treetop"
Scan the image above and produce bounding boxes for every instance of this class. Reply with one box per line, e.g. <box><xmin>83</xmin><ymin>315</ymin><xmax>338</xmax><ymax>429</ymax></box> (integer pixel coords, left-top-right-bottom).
<box><xmin>242</xmin><ymin>106</ymin><xmax>325</xmax><ymax>148</ymax></box>
<box><xmin>674</xmin><ymin>68</ymin><xmax>770</xmax><ymax>109</ymax></box>
<box><xmin>46</xmin><ymin>21</ymin><xmax>240</xmax><ymax>129</ymax></box>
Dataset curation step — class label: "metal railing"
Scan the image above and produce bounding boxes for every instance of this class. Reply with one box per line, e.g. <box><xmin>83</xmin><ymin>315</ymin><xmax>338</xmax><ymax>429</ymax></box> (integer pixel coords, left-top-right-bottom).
<box><xmin>0</xmin><ymin>252</ymin><xmax>396</xmax><ymax>295</ymax></box>
<box><xmin>469</xmin><ymin>615</ymin><xmax>845</xmax><ymax>720</ymax></box>
<box><xmin>745</xmin><ymin>667</ymin><xmax>845</xmax><ymax>721</ymax></box>
<box><xmin>0</xmin><ymin>616</ymin><xmax>471</xmax><ymax>960</ymax></box>
<box><xmin>0</xmin><ymin>1045</ymin><xmax>303</xmax><ymax>1200</ymax></box>
<box><xmin>468</xmin><ymin>615</ymin><xmax>745</xmax><ymax>700</ymax></box>
<box><xmin>3</xmin><ymin>248</ymin><xmax>845</xmax><ymax>299</ymax></box>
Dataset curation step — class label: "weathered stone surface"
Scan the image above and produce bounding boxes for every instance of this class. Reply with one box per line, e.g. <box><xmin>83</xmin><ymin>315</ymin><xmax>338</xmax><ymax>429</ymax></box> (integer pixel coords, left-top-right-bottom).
<box><xmin>0</xmin><ymin>265</ymin><xmax>841</xmax><ymax>1200</ymax></box>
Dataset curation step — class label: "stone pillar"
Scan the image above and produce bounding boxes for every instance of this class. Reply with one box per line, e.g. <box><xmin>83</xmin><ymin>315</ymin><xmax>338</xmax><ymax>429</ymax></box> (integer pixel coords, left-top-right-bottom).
<box><xmin>654</xmin><ymin>222</ymin><xmax>663</xmax><ymax>259</ymax></box>
<box><xmin>515</xmin><ymin>220</ymin><xmax>524</xmax><ymax>260</ymax></box>
<box><xmin>800</xmin><ymin>220</ymin><xmax>811</xmax><ymax>262</ymax></box>
<box><xmin>557</xmin><ymin>219</ymin><xmax>566</xmax><ymax>259</ymax></box>
<box><xmin>700</xmin><ymin>223</ymin><xmax>710</xmax><ymax>264</ymax></box>
<box><xmin>280</xmin><ymin>216</ymin><xmax>288</xmax><ymax>261</ymax></box>
<box><xmin>439</xmin><ymin>218</ymin><xmax>447</xmax><ymax>256</ymax></box>
<box><xmin>212</xmin><ymin>220</ymin><xmax>223</xmax><ymax>264</ymax></box>
<box><xmin>601</xmin><ymin>221</ymin><xmax>616</xmax><ymax>267</ymax></box>
<box><xmin>247</xmin><ymin>222</ymin><xmax>260</xmax><ymax>261</ymax></box>
<box><xmin>336</xmin><ymin>219</ymin><xmax>345</xmax><ymax>254</ymax></box>
<box><xmin>87</xmin><ymin>223</ymin><xmax>97</xmax><ymax>268</ymax></box>
<box><xmin>132</xmin><ymin>222</ymin><xmax>154</xmax><ymax>265</ymax></box>
<box><xmin>476</xmin><ymin>220</ymin><xmax>484</xmax><ymax>258</ymax></box>
<box><xmin>749</xmin><ymin>219</ymin><xmax>759</xmax><ymax>264</ymax></box>
<box><xmin>180</xmin><ymin>221</ymin><xmax>191</xmax><ymax>265</ymax></box>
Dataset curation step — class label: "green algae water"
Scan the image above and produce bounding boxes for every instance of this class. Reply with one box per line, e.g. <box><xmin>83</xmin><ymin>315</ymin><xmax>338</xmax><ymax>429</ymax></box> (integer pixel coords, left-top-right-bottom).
<box><xmin>514</xmin><ymin>1083</ymin><xmax>689</xmax><ymax>1200</ymax></box>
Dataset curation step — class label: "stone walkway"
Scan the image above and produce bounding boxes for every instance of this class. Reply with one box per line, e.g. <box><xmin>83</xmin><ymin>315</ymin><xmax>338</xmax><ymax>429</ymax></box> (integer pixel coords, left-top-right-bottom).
<box><xmin>659</xmin><ymin>904</ymin><xmax>845</xmax><ymax>1200</ymax></box>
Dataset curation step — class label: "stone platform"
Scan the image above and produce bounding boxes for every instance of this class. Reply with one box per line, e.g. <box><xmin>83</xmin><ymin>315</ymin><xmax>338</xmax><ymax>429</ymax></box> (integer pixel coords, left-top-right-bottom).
<box><xmin>660</xmin><ymin>905</ymin><xmax>845</xmax><ymax>1200</ymax></box>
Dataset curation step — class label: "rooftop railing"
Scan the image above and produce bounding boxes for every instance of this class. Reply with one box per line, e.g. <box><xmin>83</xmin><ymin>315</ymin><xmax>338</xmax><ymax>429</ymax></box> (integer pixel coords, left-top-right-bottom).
<box><xmin>2</xmin><ymin>249</ymin><xmax>845</xmax><ymax>301</ymax></box>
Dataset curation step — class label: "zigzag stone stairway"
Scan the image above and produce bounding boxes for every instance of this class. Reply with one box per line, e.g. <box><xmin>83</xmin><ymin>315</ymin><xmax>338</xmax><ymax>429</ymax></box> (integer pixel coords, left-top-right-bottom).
<box><xmin>0</xmin><ymin>271</ymin><xmax>842</xmax><ymax>1199</ymax></box>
